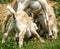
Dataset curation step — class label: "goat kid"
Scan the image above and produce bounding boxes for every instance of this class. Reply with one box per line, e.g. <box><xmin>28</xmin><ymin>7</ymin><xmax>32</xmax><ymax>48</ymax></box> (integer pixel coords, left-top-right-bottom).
<box><xmin>2</xmin><ymin>5</ymin><xmax>45</xmax><ymax>48</ymax></box>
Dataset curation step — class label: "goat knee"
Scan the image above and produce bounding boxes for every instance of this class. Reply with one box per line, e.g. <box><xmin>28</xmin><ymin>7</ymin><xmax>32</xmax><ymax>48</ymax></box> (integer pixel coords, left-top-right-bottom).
<box><xmin>2</xmin><ymin>33</ymin><xmax>8</xmax><ymax>43</ymax></box>
<box><xmin>19</xmin><ymin>31</ymin><xmax>25</xmax><ymax>48</ymax></box>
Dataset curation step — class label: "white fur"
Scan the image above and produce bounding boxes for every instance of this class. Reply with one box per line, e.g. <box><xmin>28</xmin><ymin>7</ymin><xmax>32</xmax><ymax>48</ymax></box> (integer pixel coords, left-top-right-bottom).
<box><xmin>7</xmin><ymin>5</ymin><xmax>15</xmax><ymax>14</ymax></box>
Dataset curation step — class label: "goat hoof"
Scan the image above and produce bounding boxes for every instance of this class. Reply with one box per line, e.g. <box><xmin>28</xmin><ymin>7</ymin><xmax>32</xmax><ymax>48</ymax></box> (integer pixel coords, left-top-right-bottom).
<box><xmin>40</xmin><ymin>39</ymin><xmax>45</xmax><ymax>43</ymax></box>
<box><xmin>2</xmin><ymin>39</ymin><xmax>5</xmax><ymax>43</ymax></box>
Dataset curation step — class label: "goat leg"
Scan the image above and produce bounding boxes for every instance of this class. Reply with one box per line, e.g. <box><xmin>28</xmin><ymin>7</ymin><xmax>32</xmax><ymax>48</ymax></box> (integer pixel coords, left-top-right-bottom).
<box><xmin>2</xmin><ymin>20</ymin><xmax>14</xmax><ymax>43</ymax></box>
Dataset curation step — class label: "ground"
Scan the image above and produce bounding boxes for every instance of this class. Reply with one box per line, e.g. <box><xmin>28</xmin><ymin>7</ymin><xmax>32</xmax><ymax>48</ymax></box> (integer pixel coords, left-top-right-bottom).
<box><xmin>0</xmin><ymin>0</ymin><xmax>60</xmax><ymax>49</ymax></box>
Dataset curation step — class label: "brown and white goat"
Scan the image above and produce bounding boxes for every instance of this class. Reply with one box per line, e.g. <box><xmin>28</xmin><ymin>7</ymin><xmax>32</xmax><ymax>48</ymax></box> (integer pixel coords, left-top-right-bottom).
<box><xmin>2</xmin><ymin>5</ymin><xmax>45</xmax><ymax>48</ymax></box>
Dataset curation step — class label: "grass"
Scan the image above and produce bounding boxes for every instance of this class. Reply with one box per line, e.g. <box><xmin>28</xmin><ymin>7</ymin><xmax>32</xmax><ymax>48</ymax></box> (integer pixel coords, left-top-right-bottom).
<box><xmin>0</xmin><ymin>0</ymin><xmax>12</xmax><ymax>4</ymax></box>
<box><xmin>0</xmin><ymin>31</ymin><xmax>60</xmax><ymax>49</ymax></box>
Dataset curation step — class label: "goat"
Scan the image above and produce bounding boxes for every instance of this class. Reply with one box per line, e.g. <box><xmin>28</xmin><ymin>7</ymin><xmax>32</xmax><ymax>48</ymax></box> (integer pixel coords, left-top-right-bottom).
<box><xmin>2</xmin><ymin>0</ymin><xmax>49</xmax><ymax>32</ymax></box>
<box><xmin>32</xmin><ymin>5</ymin><xmax>58</xmax><ymax>39</ymax></box>
<box><xmin>2</xmin><ymin>0</ymin><xmax>58</xmax><ymax>40</ymax></box>
<box><xmin>17</xmin><ymin>0</ymin><xmax>58</xmax><ymax>39</ymax></box>
<box><xmin>25</xmin><ymin>0</ymin><xmax>58</xmax><ymax>39</ymax></box>
<box><xmin>2</xmin><ymin>5</ymin><xmax>45</xmax><ymax>48</ymax></box>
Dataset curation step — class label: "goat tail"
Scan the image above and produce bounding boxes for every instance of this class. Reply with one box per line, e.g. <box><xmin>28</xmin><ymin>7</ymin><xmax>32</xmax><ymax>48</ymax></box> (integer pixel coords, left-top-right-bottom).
<box><xmin>7</xmin><ymin>4</ymin><xmax>15</xmax><ymax>14</ymax></box>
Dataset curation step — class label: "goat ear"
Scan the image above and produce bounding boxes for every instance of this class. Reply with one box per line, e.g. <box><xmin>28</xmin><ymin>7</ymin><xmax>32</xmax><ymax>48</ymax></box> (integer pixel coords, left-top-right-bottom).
<box><xmin>7</xmin><ymin>5</ymin><xmax>15</xmax><ymax>14</ymax></box>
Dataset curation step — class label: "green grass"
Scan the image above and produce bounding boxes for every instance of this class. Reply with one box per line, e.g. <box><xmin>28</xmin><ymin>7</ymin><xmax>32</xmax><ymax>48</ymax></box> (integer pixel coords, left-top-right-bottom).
<box><xmin>0</xmin><ymin>0</ymin><xmax>12</xmax><ymax>4</ymax></box>
<box><xmin>0</xmin><ymin>31</ymin><xmax>60</xmax><ymax>49</ymax></box>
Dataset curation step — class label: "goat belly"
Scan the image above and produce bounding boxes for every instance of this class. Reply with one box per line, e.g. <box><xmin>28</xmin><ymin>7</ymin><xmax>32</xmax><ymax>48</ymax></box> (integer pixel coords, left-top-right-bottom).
<box><xmin>29</xmin><ymin>1</ymin><xmax>41</xmax><ymax>10</ymax></box>
<box><xmin>16</xmin><ymin>20</ymin><xmax>27</xmax><ymax>31</ymax></box>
